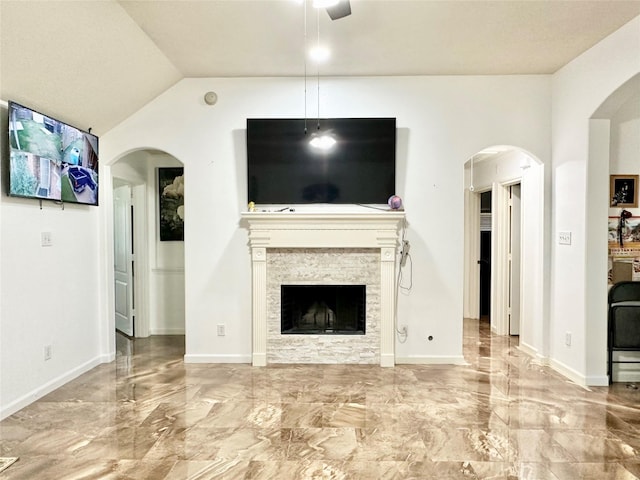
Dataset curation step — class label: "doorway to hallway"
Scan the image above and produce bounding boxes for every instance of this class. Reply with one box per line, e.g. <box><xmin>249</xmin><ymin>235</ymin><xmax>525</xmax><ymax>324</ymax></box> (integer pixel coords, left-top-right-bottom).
<box><xmin>479</xmin><ymin>191</ymin><xmax>491</xmax><ymax>320</ymax></box>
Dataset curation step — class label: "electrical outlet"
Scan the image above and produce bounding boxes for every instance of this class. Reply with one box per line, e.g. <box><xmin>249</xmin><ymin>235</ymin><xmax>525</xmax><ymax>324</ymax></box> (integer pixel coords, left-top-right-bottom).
<box><xmin>41</xmin><ymin>232</ymin><xmax>53</xmax><ymax>247</ymax></box>
<box><xmin>44</xmin><ymin>345</ymin><xmax>52</xmax><ymax>361</ymax></box>
<box><xmin>565</xmin><ymin>332</ymin><xmax>572</xmax><ymax>347</ymax></box>
<box><xmin>217</xmin><ymin>324</ymin><xmax>226</xmax><ymax>336</ymax></box>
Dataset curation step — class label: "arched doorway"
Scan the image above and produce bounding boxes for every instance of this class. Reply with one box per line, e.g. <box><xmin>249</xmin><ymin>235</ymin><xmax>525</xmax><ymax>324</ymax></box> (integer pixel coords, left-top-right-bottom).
<box><xmin>463</xmin><ymin>146</ymin><xmax>547</xmax><ymax>359</ymax></box>
<box><xmin>590</xmin><ymin>74</ymin><xmax>640</xmax><ymax>382</ymax></box>
<box><xmin>110</xmin><ymin>149</ymin><xmax>186</xmax><ymax>340</ymax></box>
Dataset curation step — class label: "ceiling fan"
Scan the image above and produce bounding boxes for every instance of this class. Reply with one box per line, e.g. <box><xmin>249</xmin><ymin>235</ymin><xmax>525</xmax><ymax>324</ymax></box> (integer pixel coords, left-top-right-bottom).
<box><xmin>317</xmin><ymin>0</ymin><xmax>352</xmax><ymax>20</ymax></box>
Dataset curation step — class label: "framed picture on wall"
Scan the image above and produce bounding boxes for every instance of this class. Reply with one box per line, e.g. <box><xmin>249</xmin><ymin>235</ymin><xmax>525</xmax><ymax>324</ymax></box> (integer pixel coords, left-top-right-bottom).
<box><xmin>610</xmin><ymin>174</ymin><xmax>638</xmax><ymax>207</ymax></box>
<box><xmin>159</xmin><ymin>167</ymin><xmax>184</xmax><ymax>241</ymax></box>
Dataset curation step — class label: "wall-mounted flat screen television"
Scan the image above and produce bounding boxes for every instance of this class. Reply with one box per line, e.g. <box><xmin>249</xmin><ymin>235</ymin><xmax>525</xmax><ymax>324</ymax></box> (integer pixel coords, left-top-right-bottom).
<box><xmin>8</xmin><ymin>101</ymin><xmax>99</xmax><ymax>206</ymax></box>
<box><xmin>247</xmin><ymin>118</ymin><xmax>396</xmax><ymax>204</ymax></box>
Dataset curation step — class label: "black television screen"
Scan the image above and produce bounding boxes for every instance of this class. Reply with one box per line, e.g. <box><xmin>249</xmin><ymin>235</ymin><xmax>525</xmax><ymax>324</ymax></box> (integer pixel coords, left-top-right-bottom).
<box><xmin>247</xmin><ymin>118</ymin><xmax>396</xmax><ymax>204</ymax></box>
<box><xmin>8</xmin><ymin>101</ymin><xmax>99</xmax><ymax>206</ymax></box>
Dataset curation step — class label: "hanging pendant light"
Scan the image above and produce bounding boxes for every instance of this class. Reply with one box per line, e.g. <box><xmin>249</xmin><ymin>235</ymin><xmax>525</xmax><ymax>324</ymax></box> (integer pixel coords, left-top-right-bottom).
<box><xmin>309</xmin><ymin>134</ymin><xmax>336</xmax><ymax>149</ymax></box>
<box><xmin>308</xmin><ymin>4</ymin><xmax>335</xmax><ymax>150</ymax></box>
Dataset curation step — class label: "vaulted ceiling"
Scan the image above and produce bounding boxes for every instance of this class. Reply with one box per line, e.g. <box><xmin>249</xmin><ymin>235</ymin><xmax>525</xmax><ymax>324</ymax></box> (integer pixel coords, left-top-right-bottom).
<box><xmin>1</xmin><ymin>1</ymin><xmax>639</xmax><ymax>135</ymax></box>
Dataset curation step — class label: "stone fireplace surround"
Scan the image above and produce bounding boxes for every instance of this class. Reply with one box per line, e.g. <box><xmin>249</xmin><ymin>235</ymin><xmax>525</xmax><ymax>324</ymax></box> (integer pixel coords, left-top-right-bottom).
<box><xmin>268</xmin><ymin>248</ymin><xmax>378</xmax><ymax>364</ymax></box>
<box><xmin>241</xmin><ymin>205</ymin><xmax>405</xmax><ymax>367</ymax></box>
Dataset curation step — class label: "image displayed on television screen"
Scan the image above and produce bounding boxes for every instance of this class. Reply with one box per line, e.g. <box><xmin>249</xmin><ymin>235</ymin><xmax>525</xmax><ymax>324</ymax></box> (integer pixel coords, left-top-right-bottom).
<box><xmin>8</xmin><ymin>101</ymin><xmax>99</xmax><ymax>206</ymax></box>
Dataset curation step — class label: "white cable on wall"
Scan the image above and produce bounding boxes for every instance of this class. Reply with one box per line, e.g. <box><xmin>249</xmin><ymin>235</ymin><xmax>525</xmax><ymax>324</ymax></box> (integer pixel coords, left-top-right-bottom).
<box><xmin>394</xmin><ymin>217</ymin><xmax>411</xmax><ymax>342</ymax></box>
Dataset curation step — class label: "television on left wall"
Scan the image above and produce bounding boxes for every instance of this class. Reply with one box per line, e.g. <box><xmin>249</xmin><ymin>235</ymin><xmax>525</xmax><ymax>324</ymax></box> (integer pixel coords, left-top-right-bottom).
<box><xmin>7</xmin><ymin>101</ymin><xmax>99</xmax><ymax>206</ymax></box>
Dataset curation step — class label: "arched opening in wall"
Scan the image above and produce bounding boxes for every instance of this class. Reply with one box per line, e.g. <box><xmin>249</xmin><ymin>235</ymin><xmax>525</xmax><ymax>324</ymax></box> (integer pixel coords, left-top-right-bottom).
<box><xmin>590</xmin><ymin>73</ymin><xmax>640</xmax><ymax>383</ymax></box>
<box><xmin>463</xmin><ymin>146</ymin><xmax>545</xmax><ymax>360</ymax></box>
<box><xmin>110</xmin><ymin>149</ymin><xmax>186</xmax><ymax>351</ymax></box>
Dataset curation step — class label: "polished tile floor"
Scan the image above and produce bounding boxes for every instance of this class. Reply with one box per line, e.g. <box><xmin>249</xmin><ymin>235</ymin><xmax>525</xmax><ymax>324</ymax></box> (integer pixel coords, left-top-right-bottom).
<box><xmin>1</xmin><ymin>319</ymin><xmax>639</xmax><ymax>479</ymax></box>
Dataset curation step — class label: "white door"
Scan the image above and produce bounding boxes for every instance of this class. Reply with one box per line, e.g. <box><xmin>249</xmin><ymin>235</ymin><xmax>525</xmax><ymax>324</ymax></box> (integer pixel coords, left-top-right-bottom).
<box><xmin>509</xmin><ymin>184</ymin><xmax>522</xmax><ymax>335</ymax></box>
<box><xmin>114</xmin><ymin>184</ymin><xmax>134</xmax><ymax>336</ymax></box>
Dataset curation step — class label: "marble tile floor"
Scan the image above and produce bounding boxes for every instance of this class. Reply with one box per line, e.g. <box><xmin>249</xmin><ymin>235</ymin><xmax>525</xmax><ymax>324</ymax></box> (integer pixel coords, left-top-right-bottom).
<box><xmin>1</xmin><ymin>319</ymin><xmax>639</xmax><ymax>480</ymax></box>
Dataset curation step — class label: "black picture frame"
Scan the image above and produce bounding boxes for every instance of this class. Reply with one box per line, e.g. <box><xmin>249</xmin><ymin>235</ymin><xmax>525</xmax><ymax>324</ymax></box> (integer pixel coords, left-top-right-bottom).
<box><xmin>610</xmin><ymin>175</ymin><xmax>638</xmax><ymax>208</ymax></box>
<box><xmin>158</xmin><ymin>167</ymin><xmax>184</xmax><ymax>241</ymax></box>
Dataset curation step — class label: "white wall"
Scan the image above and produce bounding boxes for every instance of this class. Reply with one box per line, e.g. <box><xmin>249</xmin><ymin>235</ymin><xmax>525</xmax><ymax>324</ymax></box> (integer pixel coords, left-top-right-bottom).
<box><xmin>610</xmin><ymin>90</ymin><xmax>640</xmax><ymax>172</ymax></box>
<box><xmin>100</xmin><ymin>75</ymin><xmax>551</xmax><ymax>365</ymax></box>
<box><xmin>0</xmin><ymin>104</ymin><xmax>105</xmax><ymax>419</ymax></box>
<box><xmin>551</xmin><ymin>16</ymin><xmax>640</xmax><ymax>385</ymax></box>
<box><xmin>111</xmin><ymin>151</ymin><xmax>148</xmax><ymax>185</ymax></box>
<box><xmin>146</xmin><ymin>154</ymin><xmax>185</xmax><ymax>335</ymax></box>
<box><xmin>470</xmin><ymin>153</ymin><xmax>527</xmax><ymax>190</ymax></box>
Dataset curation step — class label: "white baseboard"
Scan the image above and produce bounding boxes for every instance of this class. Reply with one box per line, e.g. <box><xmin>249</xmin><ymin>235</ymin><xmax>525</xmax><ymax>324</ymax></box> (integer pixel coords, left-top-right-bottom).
<box><xmin>184</xmin><ymin>354</ymin><xmax>252</xmax><ymax>364</ymax></box>
<box><xmin>548</xmin><ymin>358</ymin><xmax>608</xmax><ymax>387</ymax></box>
<box><xmin>517</xmin><ymin>341</ymin><xmax>538</xmax><ymax>358</ymax></box>
<box><xmin>548</xmin><ymin>358</ymin><xmax>585</xmax><ymax>386</ymax></box>
<box><xmin>395</xmin><ymin>355</ymin><xmax>468</xmax><ymax>365</ymax></box>
<box><xmin>100</xmin><ymin>352</ymin><xmax>116</xmax><ymax>363</ymax></box>
<box><xmin>0</xmin><ymin>356</ymin><xmax>103</xmax><ymax>420</ymax></box>
<box><xmin>517</xmin><ymin>342</ymin><xmax>550</xmax><ymax>365</ymax></box>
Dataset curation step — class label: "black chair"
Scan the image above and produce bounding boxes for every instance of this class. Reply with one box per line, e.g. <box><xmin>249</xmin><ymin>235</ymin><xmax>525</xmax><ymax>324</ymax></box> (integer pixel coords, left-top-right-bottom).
<box><xmin>608</xmin><ymin>281</ymin><xmax>640</xmax><ymax>384</ymax></box>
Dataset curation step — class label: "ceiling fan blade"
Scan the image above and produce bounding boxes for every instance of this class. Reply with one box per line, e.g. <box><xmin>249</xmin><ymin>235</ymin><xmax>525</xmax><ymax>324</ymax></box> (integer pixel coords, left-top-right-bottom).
<box><xmin>326</xmin><ymin>0</ymin><xmax>351</xmax><ymax>20</ymax></box>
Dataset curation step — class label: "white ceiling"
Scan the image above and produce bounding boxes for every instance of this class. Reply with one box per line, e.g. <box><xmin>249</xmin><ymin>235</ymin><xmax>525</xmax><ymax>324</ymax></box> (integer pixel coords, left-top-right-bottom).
<box><xmin>1</xmin><ymin>1</ymin><xmax>639</xmax><ymax>134</ymax></box>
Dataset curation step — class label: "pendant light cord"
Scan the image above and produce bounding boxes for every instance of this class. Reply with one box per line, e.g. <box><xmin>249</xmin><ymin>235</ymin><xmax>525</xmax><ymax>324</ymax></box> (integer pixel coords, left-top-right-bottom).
<box><xmin>316</xmin><ymin>7</ymin><xmax>321</xmax><ymax>131</ymax></box>
<box><xmin>304</xmin><ymin>0</ymin><xmax>308</xmax><ymax>135</ymax></box>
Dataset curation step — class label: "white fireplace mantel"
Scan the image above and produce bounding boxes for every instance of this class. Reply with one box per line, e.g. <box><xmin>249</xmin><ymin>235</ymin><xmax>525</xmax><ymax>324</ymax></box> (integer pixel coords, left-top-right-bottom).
<box><xmin>241</xmin><ymin>206</ymin><xmax>405</xmax><ymax>367</ymax></box>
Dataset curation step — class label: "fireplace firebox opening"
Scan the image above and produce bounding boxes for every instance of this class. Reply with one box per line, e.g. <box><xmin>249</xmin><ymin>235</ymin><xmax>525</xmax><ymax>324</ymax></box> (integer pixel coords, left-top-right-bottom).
<box><xmin>281</xmin><ymin>285</ymin><xmax>366</xmax><ymax>335</ymax></box>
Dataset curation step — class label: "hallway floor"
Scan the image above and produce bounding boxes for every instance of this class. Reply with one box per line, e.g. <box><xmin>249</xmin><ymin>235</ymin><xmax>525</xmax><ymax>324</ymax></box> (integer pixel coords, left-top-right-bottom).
<box><xmin>1</xmin><ymin>319</ymin><xmax>638</xmax><ymax>479</ymax></box>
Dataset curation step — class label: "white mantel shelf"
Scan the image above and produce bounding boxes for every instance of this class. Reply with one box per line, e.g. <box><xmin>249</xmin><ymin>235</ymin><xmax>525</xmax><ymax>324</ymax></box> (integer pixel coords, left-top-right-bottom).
<box><xmin>241</xmin><ymin>209</ymin><xmax>406</xmax><ymax>249</ymax></box>
<box><xmin>241</xmin><ymin>206</ymin><xmax>405</xmax><ymax>368</ymax></box>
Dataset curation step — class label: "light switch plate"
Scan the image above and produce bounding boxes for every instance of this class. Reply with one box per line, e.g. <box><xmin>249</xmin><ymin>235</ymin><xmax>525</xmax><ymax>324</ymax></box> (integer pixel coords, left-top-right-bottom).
<box><xmin>558</xmin><ymin>232</ymin><xmax>571</xmax><ymax>245</ymax></box>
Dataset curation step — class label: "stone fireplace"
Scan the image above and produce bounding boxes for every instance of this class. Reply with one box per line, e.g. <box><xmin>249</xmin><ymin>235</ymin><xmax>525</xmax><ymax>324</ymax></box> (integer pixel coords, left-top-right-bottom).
<box><xmin>241</xmin><ymin>206</ymin><xmax>405</xmax><ymax>367</ymax></box>
<box><xmin>268</xmin><ymin>249</ymin><xmax>377</xmax><ymax>363</ymax></box>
